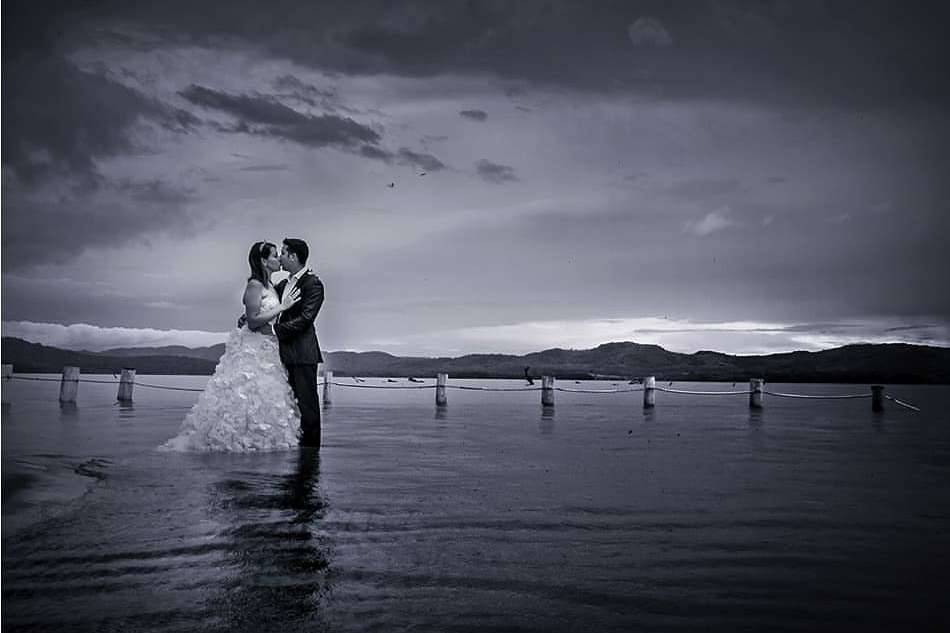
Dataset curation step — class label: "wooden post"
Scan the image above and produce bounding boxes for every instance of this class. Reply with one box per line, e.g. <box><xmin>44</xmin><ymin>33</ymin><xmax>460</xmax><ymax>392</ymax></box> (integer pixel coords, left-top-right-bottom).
<box><xmin>59</xmin><ymin>366</ymin><xmax>80</xmax><ymax>403</ymax></box>
<box><xmin>541</xmin><ymin>376</ymin><xmax>555</xmax><ymax>407</ymax></box>
<box><xmin>117</xmin><ymin>368</ymin><xmax>135</xmax><ymax>403</ymax></box>
<box><xmin>643</xmin><ymin>376</ymin><xmax>655</xmax><ymax>409</ymax></box>
<box><xmin>436</xmin><ymin>373</ymin><xmax>448</xmax><ymax>407</ymax></box>
<box><xmin>871</xmin><ymin>385</ymin><xmax>884</xmax><ymax>412</ymax></box>
<box><xmin>750</xmin><ymin>378</ymin><xmax>764</xmax><ymax>410</ymax></box>
<box><xmin>322</xmin><ymin>370</ymin><xmax>333</xmax><ymax>406</ymax></box>
<box><xmin>1</xmin><ymin>364</ymin><xmax>12</xmax><ymax>404</ymax></box>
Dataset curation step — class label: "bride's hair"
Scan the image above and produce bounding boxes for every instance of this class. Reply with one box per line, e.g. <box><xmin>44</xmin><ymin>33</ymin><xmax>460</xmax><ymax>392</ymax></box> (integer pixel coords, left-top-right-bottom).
<box><xmin>247</xmin><ymin>241</ymin><xmax>278</xmax><ymax>286</ymax></box>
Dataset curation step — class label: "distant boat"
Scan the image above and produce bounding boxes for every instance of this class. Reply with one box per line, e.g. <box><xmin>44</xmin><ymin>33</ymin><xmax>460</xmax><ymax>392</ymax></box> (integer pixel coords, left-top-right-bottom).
<box><xmin>408</xmin><ymin>377</ymin><xmax>424</xmax><ymax>383</ymax></box>
<box><xmin>387</xmin><ymin>379</ymin><xmax>398</xmax><ymax>383</ymax></box>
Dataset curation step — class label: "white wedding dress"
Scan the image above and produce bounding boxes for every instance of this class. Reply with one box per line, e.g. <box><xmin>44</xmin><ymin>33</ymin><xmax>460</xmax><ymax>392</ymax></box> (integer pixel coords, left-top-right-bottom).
<box><xmin>160</xmin><ymin>286</ymin><xmax>301</xmax><ymax>452</ymax></box>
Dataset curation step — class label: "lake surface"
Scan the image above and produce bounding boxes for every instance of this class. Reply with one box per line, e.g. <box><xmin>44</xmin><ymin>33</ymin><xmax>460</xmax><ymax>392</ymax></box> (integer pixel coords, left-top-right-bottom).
<box><xmin>3</xmin><ymin>375</ymin><xmax>950</xmax><ymax>632</ymax></box>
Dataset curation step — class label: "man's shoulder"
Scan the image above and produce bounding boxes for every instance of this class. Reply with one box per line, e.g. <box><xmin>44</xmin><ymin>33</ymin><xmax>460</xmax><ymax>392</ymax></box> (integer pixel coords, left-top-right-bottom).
<box><xmin>301</xmin><ymin>271</ymin><xmax>323</xmax><ymax>286</ymax></box>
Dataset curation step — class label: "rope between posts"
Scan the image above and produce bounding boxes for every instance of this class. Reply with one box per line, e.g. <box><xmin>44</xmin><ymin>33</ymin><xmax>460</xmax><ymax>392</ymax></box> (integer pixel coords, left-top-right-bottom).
<box><xmin>555</xmin><ymin>386</ymin><xmax>644</xmax><ymax>393</ymax></box>
<box><xmin>324</xmin><ymin>381</ymin><xmax>544</xmax><ymax>392</ymax></box>
<box><xmin>7</xmin><ymin>374</ymin><xmax>921</xmax><ymax>410</ymax></box>
<box><xmin>885</xmin><ymin>395</ymin><xmax>921</xmax><ymax>412</ymax></box>
<box><xmin>11</xmin><ymin>375</ymin><xmax>118</xmax><ymax>385</ymax></box>
<box><xmin>763</xmin><ymin>390</ymin><xmax>871</xmax><ymax>399</ymax></box>
<box><xmin>450</xmin><ymin>385</ymin><xmax>541</xmax><ymax>392</ymax></box>
<box><xmin>133</xmin><ymin>381</ymin><xmax>205</xmax><ymax>393</ymax></box>
<box><xmin>656</xmin><ymin>386</ymin><xmax>751</xmax><ymax>395</ymax></box>
<box><xmin>10</xmin><ymin>374</ymin><xmax>206</xmax><ymax>392</ymax></box>
<box><xmin>326</xmin><ymin>381</ymin><xmax>432</xmax><ymax>390</ymax></box>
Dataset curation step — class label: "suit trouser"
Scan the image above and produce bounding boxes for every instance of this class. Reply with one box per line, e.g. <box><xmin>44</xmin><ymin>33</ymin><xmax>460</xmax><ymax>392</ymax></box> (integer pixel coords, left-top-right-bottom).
<box><xmin>286</xmin><ymin>364</ymin><xmax>321</xmax><ymax>447</ymax></box>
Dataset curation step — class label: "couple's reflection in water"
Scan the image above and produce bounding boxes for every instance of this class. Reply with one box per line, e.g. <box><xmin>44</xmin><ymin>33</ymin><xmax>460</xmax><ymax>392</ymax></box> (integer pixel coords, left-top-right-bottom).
<box><xmin>210</xmin><ymin>447</ymin><xmax>332</xmax><ymax>632</ymax></box>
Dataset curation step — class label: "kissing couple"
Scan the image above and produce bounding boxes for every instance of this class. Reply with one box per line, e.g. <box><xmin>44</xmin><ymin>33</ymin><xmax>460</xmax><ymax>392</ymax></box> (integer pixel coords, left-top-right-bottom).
<box><xmin>162</xmin><ymin>238</ymin><xmax>325</xmax><ymax>452</ymax></box>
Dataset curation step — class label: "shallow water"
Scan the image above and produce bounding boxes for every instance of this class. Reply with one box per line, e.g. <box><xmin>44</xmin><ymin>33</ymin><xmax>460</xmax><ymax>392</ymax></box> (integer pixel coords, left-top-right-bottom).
<box><xmin>3</xmin><ymin>376</ymin><xmax>950</xmax><ymax>631</ymax></box>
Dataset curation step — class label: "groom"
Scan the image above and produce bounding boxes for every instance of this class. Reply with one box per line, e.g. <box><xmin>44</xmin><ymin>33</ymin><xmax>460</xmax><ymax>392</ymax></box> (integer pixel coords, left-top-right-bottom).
<box><xmin>275</xmin><ymin>238</ymin><xmax>325</xmax><ymax>448</ymax></box>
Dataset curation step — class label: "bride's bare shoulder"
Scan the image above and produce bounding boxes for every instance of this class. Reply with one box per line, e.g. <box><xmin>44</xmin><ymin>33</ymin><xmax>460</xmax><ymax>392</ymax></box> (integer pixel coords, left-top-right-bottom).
<box><xmin>243</xmin><ymin>279</ymin><xmax>265</xmax><ymax>298</ymax></box>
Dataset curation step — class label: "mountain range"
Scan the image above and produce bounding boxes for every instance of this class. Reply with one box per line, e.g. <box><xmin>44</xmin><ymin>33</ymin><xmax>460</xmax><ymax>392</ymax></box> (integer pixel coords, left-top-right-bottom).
<box><xmin>2</xmin><ymin>337</ymin><xmax>949</xmax><ymax>383</ymax></box>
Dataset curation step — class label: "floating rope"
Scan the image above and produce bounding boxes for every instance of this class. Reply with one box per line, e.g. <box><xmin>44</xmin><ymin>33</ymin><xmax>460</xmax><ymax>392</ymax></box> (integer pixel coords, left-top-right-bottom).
<box><xmin>11</xmin><ymin>374</ymin><xmax>206</xmax><ymax>392</ymax></box>
<box><xmin>7</xmin><ymin>374</ymin><xmax>921</xmax><ymax>410</ymax></box>
<box><xmin>763</xmin><ymin>390</ymin><xmax>871</xmax><ymax>399</ymax></box>
<box><xmin>133</xmin><ymin>381</ymin><xmax>205</xmax><ymax>393</ymax></box>
<box><xmin>885</xmin><ymin>395</ymin><xmax>921</xmax><ymax>412</ymax></box>
<box><xmin>326</xmin><ymin>381</ymin><xmax>432</xmax><ymax>390</ymax></box>
<box><xmin>449</xmin><ymin>385</ymin><xmax>541</xmax><ymax>392</ymax></box>
<box><xmin>11</xmin><ymin>375</ymin><xmax>118</xmax><ymax>385</ymax></box>
<box><xmin>555</xmin><ymin>386</ymin><xmax>644</xmax><ymax>393</ymax></box>
<box><xmin>656</xmin><ymin>386</ymin><xmax>750</xmax><ymax>396</ymax></box>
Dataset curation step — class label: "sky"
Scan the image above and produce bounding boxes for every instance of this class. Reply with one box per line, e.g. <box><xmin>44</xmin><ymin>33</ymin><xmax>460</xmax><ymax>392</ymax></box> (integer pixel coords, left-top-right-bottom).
<box><xmin>3</xmin><ymin>0</ymin><xmax>949</xmax><ymax>356</ymax></box>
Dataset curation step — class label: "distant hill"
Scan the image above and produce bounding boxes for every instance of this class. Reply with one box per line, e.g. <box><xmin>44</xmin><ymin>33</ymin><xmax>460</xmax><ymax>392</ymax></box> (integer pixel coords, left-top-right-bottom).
<box><xmin>100</xmin><ymin>344</ymin><xmax>226</xmax><ymax>362</ymax></box>
<box><xmin>2</xmin><ymin>337</ymin><xmax>948</xmax><ymax>383</ymax></box>
<box><xmin>1</xmin><ymin>338</ymin><xmax>217</xmax><ymax>375</ymax></box>
<box><xmin>326</xmin><ymin>342</ymin><xmax>950</xmax><ymax>383</ymax></box>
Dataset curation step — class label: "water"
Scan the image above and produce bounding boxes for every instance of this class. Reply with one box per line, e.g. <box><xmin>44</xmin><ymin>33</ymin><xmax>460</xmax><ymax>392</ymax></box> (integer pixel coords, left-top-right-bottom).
<box><xmin>3</xmin><ymin>375</ymin><xmax>950</xmax><ymax>632</ymax></box>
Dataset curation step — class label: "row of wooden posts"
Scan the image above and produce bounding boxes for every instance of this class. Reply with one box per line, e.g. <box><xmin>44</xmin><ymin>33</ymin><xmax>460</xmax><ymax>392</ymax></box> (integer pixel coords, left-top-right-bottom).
<box><xmin>1</xmin><ymin>365</ymin><xmax>886</xmax><ymax>412</ymax></box>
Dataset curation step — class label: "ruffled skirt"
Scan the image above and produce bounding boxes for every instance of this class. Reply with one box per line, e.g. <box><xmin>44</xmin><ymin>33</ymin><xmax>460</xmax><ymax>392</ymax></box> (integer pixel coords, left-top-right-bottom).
<box><xmin>160</xmin><ymin>328</ymin><xmax>301</xmax><ymax>452</ymax></box>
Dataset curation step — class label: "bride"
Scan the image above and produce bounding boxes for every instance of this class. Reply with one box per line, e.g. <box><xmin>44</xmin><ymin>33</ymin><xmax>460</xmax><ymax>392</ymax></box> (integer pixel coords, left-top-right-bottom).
<box><xmin>161</xmin><ymin>241</ymin><xmax>302</xmax><ymax>452</ymax></box>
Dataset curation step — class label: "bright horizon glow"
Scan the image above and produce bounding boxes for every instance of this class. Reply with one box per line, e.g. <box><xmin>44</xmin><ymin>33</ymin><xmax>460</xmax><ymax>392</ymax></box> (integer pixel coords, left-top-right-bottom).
<box><xmin>4</xmin><ymin>317</ymin><xmax>947</xmax><ymax>357</ymax></box>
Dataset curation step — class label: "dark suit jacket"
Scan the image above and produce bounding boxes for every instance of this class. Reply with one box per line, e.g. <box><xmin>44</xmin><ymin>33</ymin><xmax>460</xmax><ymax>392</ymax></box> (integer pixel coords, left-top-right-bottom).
<box><xmin>275</xmin><ymin>272</ymin><xmax>324</xmax><ymax>366</ymax></box>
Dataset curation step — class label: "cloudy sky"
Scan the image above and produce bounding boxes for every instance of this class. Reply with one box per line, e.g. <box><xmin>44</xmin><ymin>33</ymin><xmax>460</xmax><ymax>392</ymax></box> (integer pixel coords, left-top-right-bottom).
<box><xmin>3</xmin><ymin>0</ymin><xmax>949</xmax><ymax>355</ymax></box>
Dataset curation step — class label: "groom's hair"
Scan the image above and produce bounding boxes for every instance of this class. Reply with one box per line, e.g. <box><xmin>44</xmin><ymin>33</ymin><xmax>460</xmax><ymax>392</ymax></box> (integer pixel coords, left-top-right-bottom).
<box><xmin>283</xmin><ymin>238</ymin><xmax>309</xmax><ymax>265</ymax></box>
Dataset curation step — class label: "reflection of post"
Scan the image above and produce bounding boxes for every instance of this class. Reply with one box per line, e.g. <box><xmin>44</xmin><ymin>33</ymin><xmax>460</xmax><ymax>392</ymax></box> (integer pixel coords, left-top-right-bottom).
<box><xmin>541</xmin><ymin>376</ymin><xmax>555</xmax><ymax>407</ymax></box>
<box><xmin>60</xmin><ymin>366</ymin><xmax>80</xmax><ymax>403</ymax></box>
<box><xmin>871</xmin><ymin>385</ymin><xmax>884</xmax><ymax>412</ymax></box>
<box><xmin>750</xmin><ymin>378</ymin><xmax>764</xmax><ymax>410</ymax></box>
<box><xmin>117</xmin><ymin>368</ymin><xmax>135</xmax><ymax>403</ymax></box>
<box><xmin>322</xmin><ymin>370</ymin><xmax>332</xmax><ymax>407</ymax></box>
<box><xmin>436</xmin><ymin>373</ymin><xmax>448</xmax><ymax>407</ymax></box>
<box><xmin>643</xmin><ymin>376</ymin><xmax>655</xmax><ymax>409</ymax></box>
<box><xmin>1</xmin><ymin>364</ymin><xmax>12</xmax><ymax>404</ymax></box>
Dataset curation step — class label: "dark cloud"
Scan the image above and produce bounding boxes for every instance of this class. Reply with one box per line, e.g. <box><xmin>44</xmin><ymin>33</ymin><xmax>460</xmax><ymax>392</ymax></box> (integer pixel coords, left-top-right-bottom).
<box><xmin>360</xmin><ymin>144</ymin><xmax>394</xmax><ymax>161</ymax></box>
<box><xmin>1</xmin><ymin>6</ymin><xmax>205</xmax><ymax>271</ymax></box>
<box><xmin>2</xmin><ymin>173</ymin><xmax>198</xmax><ymax>270</ymax></box>
<box><xmin>272</xmin><ymin>75</ymin><xmax>336</xmax><ymax>102</ymax></box>
<box><xmin>459</xmin><ymin>109</ymin><xmax>487</xmax><ymax>121</ymax></box>
<box><xmin>3</xmin><ymin>57</ymin><xmax>192</xmax><ymax>184</ymax></box>
<box><xmin>179</xmin><ymin>84</ymin><xmax>381</xmax><ymax>149</ymax></box>
<box><xmin>475</xmin><ymin>159</ymin><xmax>518</xmax><ymax>184</ymax></box>
<box><xmin>72</xmin><ymin>0</ymin><xmax>949</xmax><ymax>107</ymax></box>
<box><xmin>420</xmin><ymin>135</ymin><xmax>449</xmax><ymax>151</ymax></box>
<box><xmin>883</xmin><ymin>324</ymin><xmax>937</xmax><ymax>333</ymax></box>
<box><xmin>238</xmin><ymin>164</ymin><xmax>291</xmax><ymax>172</ymax></box>
<box><xmin>114</xmin><ymin>178</ymin><xmax>196</xmax><ymax>205</ymax></box>
<box><xmin>397</xmin><ymin>148</ymin><xmax>445</xmax><ymax>172</ymax></box>
<box><xmin>354</xmin><ymin>145</ymin><xmax>446</xmax><ymax>171</ymax></box>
